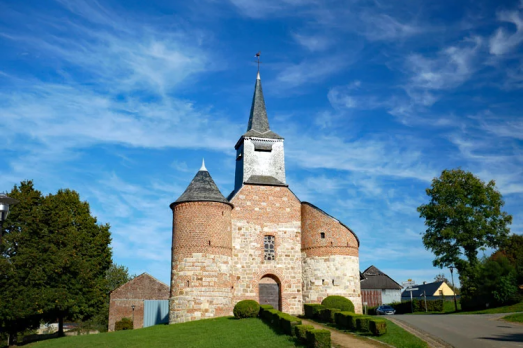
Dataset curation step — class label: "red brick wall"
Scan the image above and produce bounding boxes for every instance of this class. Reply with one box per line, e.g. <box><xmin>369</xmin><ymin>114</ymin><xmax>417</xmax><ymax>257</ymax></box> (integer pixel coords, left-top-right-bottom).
<box><xmin>230</xmin><ymin>185</ymin><xmax>303</xmax><ymax>315</ymax></box>
<box><xmin>170</xmin><ymin>201</ymin><xmax>233</xmax><ymax>323</ymax></box>
<box><xmin>108</xmin><ymin>273</ymin><xmax>169</xmax><ymax>331</ymax></box>
<box><xmin>301</xmin><ymin>203</ymin><xmax>358</xmax><ymax>257</ymax></box>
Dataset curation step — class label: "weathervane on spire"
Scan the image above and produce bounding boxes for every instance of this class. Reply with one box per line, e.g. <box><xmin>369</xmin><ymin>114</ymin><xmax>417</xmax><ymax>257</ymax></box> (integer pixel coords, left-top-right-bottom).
<box><xmin>255</xmin><ymin>51</ymin><xmax>261</xmax><ymax>74</ymax></box>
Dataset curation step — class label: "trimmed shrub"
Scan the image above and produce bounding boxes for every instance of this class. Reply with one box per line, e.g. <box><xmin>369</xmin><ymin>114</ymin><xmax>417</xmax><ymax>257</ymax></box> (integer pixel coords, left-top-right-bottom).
<box><xmin>304</xmin><ymin>304</ymin><xmax>325</xmax><ymax>319</ymax></box>
<box><xmin>367</xmin><ymin>306</ymin><xmax>378</xmax><ymax>316</ymax></box>
<box><xmin>306</xmin><ymin>329</ymin><xmax>331</xmax><ymax>348</ymax></box>
<box><xmin>356</xmin><ymin>316</ymin><xmax>371</xmax><ymax>332</ymax></box>
<box><xmin>334</xmin><ymin>311</ymin><xmax>352</xmax><ymax>330</ymax></box>
<box><xmin>346</xmin><ymin>313</ymin><xmax>362</xmax><ymax>331</ymax></box>
<box><xmin>320</xmin><ymin>308</ymin><xmax>340</xmax><ymax>323</ymax></box>
<box><xmin>369</xmin><ymin>319</ymin><xmax>387</xmax><ymax>336</ymax></box>
<box><xmin>278</xmin><ymin>313</ymin><xmax>302</xmax><ymax>336</ymax></box>
<box><xmin>262</xmin><ymin>308</ymin><xmax>279</xmax><ymax>323</ymax></box>
<box><xmin>115</xmin><ymin>318</ymin><xmax>133</xmax><ymax>331</ymax></box>
<box><xmin>321</xmin><ymin>295</ymin><xmax>355</xmax><ymax>313</ymax></box>
<box><xmin>295</xmin><ymin>324</ymin><xmax>314</xmax><ymax>343</ymax></box>
<box><xmin>259</xmin><ymin>304</ymin><xmax>273</xmax><ymax>318</ymax></box>
<box><xmin>233</xmin><ymin>300</ymin><xmax>260</xmax><ymax>319</ymax></box>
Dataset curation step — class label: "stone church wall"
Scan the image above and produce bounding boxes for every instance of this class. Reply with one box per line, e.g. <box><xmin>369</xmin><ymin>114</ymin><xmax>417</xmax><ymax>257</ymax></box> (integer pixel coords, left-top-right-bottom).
<box><xmin>301</xmin><ymin>203</ymin><xmax>362</xmax><ymax>314</ymax></box>
<box><xmin>230</xmin><ymin>185</ymin><xmax>303</xmax><ymax>315</ymax></box>
<box><xmin>170</xmin><ymin>202</ymin><xmax>233</xmax><ymax>323</ymax></box>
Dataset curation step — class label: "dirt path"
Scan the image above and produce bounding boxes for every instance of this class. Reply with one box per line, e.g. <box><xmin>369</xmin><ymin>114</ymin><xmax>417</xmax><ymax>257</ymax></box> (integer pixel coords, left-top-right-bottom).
<box><xmin>300</xmin><ymin>318</ymin><xmax>388</xmax><ymax>348</ymax></box>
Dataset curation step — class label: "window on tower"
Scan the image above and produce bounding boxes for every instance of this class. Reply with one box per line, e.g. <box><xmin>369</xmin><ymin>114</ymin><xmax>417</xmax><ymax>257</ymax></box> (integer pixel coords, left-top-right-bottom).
<box><xmin>264</xmin><ymin>235</ymin><xmax>275</xmax><ymax>260</ymax></box>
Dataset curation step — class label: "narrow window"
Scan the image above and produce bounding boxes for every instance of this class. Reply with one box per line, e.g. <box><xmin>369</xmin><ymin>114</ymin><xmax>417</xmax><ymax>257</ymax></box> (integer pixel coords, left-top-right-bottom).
<box><xmin>208</xmin><ymin>240</ymin><xmax>211</xmax><ymax>246</ymax></box>
<box><xmin>332</xmin><ymin>279</ymin><xmax>335</xmax><ymax>286</ymax></box>
<box><xmin>264</xmin><ymin>235</ymin><xmax>275</xmax><ymax>260</ymax></box>
<box><xmin>331</xmin><ymin>241</ymin><xmax>333</xmax><ymax>246</ymax></box>
<box><xmin>320</xmin><ymin>232</ymin><xmax>325</xmax><ymax>239</ymax></box>
<box><xmin>186</xmin><ymin>280</ymin><xmax>190</xmax><ymax>287</ymax></box>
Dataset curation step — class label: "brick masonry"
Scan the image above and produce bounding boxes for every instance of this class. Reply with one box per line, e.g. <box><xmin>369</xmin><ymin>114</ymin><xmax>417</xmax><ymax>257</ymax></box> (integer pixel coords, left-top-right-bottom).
<box><xmin>108</xmin><ymin>273</ymin><xmax>169</xmax><ymax>332</ymax></box>
<box><xmin>169</xmin><ymin>201</ymin><xmax>233</xmax><ymax>323</ymax></box>
<box><xmin>301</xmin><ymin>202</ymin><xmax>362</xmax><ymax>314</ymax></box>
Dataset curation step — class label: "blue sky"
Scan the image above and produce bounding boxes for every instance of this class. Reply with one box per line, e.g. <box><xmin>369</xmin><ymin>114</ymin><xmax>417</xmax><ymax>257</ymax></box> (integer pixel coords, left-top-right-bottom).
<box><xmin>1</xmin><ymin>0</ymin><xmax>522</xmax><ymax>287</ymax></box>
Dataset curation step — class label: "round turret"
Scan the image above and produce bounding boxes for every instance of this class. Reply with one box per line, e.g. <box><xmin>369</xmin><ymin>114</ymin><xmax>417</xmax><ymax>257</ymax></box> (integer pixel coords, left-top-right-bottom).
<box><xmin>169</xmin><ymin>162</ymin><xmax>234</xmax><ymax>323</ymax></box>
<box><xmin>301</xmin><ymin>202</ymin><xmax>363</xmax><ymax>314</ymax></box>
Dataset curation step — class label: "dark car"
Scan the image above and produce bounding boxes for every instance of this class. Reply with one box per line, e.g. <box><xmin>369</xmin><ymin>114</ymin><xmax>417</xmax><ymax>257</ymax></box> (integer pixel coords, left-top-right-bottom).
<box><xmin>376</xmin><ymin>305</ymin><xmax>396</xmax><ymax>315</ymax></box>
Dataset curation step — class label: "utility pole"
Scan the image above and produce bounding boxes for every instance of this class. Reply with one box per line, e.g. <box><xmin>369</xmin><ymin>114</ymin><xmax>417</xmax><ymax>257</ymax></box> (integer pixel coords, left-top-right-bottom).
<box><xmin>423</xmin><ymin>291</ymin><xmax>428</xmax><ymax>312</ymax></box>
<box><xmin>449</xmin><ymin>266</ymin><xmax>458</xmax><ymax>312</ymax></box>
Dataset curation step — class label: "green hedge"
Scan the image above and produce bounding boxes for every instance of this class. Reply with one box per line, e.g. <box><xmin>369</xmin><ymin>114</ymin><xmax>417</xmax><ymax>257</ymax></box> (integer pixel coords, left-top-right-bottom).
<box><xmin>304</xmin><ymin>304</ymin><xmax>326</xmax><ymax>319</ymax></box>
<box><xmin>306</xmin><ymin>329</ymin><xmax>331</xmax><ymax>348</ymax></box>
<box><xmin>277</xmin><ymin>312</ymin><xmax>302</xmax><ymax>336</ymax></box>
<box><xmin>233</xmin><ymin>300</ymin><xmax>260</xmax><ymax>318</ymax></box>
<box><xmin>388</xmin><ymin>299</ymin><xmax>444</xmax><ymax>313</ymax></box>
<box><xmin>356</xmin><ymin>316</ymin><xmax>371</xmax><ymax>332</ymax></box>
<box><xmin>369</xmin><ymin>319</ymin><xmax>387</xmax><ymax>336</ymax></box>
<box><xmin>320</xmin><ymin>308</ymin><xmax>341</xmax><ymax>323</ymax></box>
<box><xmin>321</xmin><ymin>295</ymin><xmax>355</xmax><ymax>313</ymax></box>
<box><xmin>115</xmin><ymin>317</ymin><xmax>133</xmax><ymax>331</ymax></box>
<box><xmin>259</xmin><ymin>304</ymin><xmax>273</xmax><ymax>318</ymax></box>
<box><xmin>295</xmin><ymin>324</ymin><xmax>314</xmax><ymax>343</ymax></box>
<box><xmin>334</xmin><ymin>311</ymin><xmax>351</xmax><ymax>329</ymax></box>
<box><xmin>347</xmin><ymin>313</ymin><xmax>362</xmax><ymax>331</ymax></box>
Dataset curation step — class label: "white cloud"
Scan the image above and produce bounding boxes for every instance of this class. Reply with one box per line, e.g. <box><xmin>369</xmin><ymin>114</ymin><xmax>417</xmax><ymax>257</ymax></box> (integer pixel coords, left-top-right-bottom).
<box><xmin>360</xmin><ymin>13</ymin><xmax>421</xmax><ymax>41</ymax></box>
<box><xmin>489</xmin><ymin>8</ymin><xmax>523</xmax><ymax>55</ymax></box>
<box><xmin>292</xmin><ymin>33</ymin><xmax>334</xmax><ymax>52</ymax></box>
<box><xmin>275</xmin><ymin>56</ymin><xmax>350</xmax><ymax>89</ymax></box>
<box><xmin>227</xmin><ymin>0</ymin><xmax>312</xmax><ymax>18</ymax></box>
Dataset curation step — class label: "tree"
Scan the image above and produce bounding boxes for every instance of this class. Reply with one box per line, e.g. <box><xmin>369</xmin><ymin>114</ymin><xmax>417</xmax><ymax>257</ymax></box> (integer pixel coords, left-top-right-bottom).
<box><xmin>417</xmin><ymin>169</ymin><xmax>512</xmax><ymax>305</ymax></box>
<box><xmin>492</xmin><ymin>234</ymin><xmax>523</xmax><ymax>286</ymax></box>
<box><xmin>39</xmin><ymin>189</ymin><xmax>112</xmax><ymax>336</ymax></box>
<box><xmin>0</xmin><ymin>182</ymin><xmax>112</xmax><ymax>342</ymax></box>
<box><xmin>480</xmin><ymin>256</ymin><xmax>518</xmax><ymax>305</ymax></box>
<box><xmin>0</xmin><ymin>182</ymin><xmax>46</xmax><ymax>345</ymax></box>
<box><xmin>434</xmin><ymin>274</ymin><xmax>449</xmax><ymax>283</ymax></box>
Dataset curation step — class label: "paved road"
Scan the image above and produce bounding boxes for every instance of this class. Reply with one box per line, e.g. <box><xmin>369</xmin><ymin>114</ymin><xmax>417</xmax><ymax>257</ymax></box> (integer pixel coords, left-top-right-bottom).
<box><xmin>391</xmin><ymin>314</ymin><xmax>523</xmax><ymax>348</ymax></box>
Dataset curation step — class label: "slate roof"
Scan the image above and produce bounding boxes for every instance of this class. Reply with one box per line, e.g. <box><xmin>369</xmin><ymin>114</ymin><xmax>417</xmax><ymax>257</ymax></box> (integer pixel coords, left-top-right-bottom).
<box><xmin>401</xmin><ymin>281</ymin><xmax>445</xmax><ymax>298</ymax></box>
<box><xmin>171</xmin><ymin>168</ymin><xmax>232</xmax><ymax>207</ymax></box>
<box><xmin>360</xmin><ymin>265</ymin><xmax>403</xmax><ymax>290</ymax></box>
<box><xmin>245</xmin><ymin>175</ymin><xmax>287</xmax><ymax>186</ymax></box>
<box><xmin>242</xmin><ymin>74</ymin><xmax>283</xmax><ymax>140</ymax></box>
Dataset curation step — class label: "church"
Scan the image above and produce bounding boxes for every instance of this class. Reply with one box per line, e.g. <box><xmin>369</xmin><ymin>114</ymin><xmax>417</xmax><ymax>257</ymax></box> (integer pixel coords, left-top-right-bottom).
<box><xmin>169</xmin><ymin>71</ymin><xmax>362</xmax><ymax>323</ymax></box>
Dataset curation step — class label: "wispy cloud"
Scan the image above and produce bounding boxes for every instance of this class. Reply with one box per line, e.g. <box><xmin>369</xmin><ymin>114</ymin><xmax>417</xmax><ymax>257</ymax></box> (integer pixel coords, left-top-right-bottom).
<box><xmin>489</xmin><ymin>7</ymin><xmax>523</xmax><ymax>55</ymax></box>
<box><xmin>292</xmin><ymin>33</ymin><xmax>335</xmax><ymax>52</ymax></box>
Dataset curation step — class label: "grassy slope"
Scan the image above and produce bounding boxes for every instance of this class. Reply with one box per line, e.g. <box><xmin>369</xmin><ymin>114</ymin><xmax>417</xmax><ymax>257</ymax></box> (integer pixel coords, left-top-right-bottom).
<box><xmin>501</xmin><ymin>313</ymin><xmax>523</xmax><ymax>323</ymax></box>
<box><xmin>357</xmin><ymin>319</ymin><xmax>428</xmax><ymax>348</ymax></box>
<box><xmin>27</xmin><ymin>317</ymin><xmax>299</xmax><ymax>348</ymax></box>
<box><xmin>456</xmin><ymin>301</ymin><xmax>523</xmax><ymax>315</ymax></box>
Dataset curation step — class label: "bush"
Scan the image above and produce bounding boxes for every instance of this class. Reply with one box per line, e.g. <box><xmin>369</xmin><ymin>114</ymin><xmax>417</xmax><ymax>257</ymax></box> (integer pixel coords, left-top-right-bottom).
<box><xmin>115</xmin><ymin>318</ymin><xmax>133</xmax><ymax>331</ymax></box>
<box><xmin>277</xmin><ymin>313</ymin><xmax>302</xmax><ymax>336</ymax></box>
<box><xmin>321</xmin><ymin>295</ymin><xmax>355</xmax><ymax>313</ymax></box>
<box><xmin>259</xmin><ymin>304</ymin><xmax>273</xmax><ymax>318</ymax></box>
<box><xmin>369</xmin><ymin>319</ymin><xmax>387</xmax><ymax>336</ymax></box>
<box><xmin>304</xmin><ymin>304</ymin><xmax>325</xmax><ymax>319</ymax></box>
<box><xmin>356</xmin><ymin>316</ymin><xmax>371</xmax><ymax>332</ymax></box>
<box><xmin>306</xmin><ymin>329</ymin><xmax>331</xmax><ymax>348</ymax></box>
<box><xmin>334</xmin><ymin>311</ymin><xmax>352</xmax><ymax>330</ymax></box>
<box><xmin>346</xmin><ymin>313</ymin><xmax>362</xmax><ymax>331</ymax></box>
<box><xmin>320</xmin><ymin>308</ymin><xmax>340</xmax><ymax>323</ymax></box>
<box><xmin>233</xmin><ymin>300</ymin><xmax>260</xmax><ymax>319</ymax></box>
<box><xmin>367</xmin><ymin>306</ymin><xmax>378</xmax><ymax>315</ymax></box>
<box><xmin>295</xmin><ymin>324</ymin><xmax>314</xmax><ymax>343</ymax></box>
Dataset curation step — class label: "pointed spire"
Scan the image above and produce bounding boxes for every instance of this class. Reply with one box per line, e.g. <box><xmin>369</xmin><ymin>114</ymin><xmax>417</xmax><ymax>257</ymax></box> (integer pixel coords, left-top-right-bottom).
<box><xmin>200</xmin><ymin>158</ymin><xmax>207</xmax><ymax>171</ymax></box>
<box><xmin>173</xmin><ymin>164</ymin><xmax>231</xmax><ymax>206</ymax></box>
<box><xmin>244</xmin><ymin>73</ymin><xmax>282</xmax><ymax>139</ymax></box>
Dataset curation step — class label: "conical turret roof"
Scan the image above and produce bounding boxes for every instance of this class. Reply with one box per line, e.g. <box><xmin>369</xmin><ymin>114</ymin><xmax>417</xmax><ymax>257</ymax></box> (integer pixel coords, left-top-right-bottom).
<box><xmin>243</xmin><ymin>73</ymin><xmax>282</xmax><ymax>139</ymax></box>
<box><xmin>171</xmin><ymin>162</ymin><xmax>232</xmax><ymax>207</ymax></box>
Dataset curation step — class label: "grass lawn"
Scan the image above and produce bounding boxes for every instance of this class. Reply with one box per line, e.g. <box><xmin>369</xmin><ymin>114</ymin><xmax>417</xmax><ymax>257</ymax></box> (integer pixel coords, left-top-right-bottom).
<box><xmin>26</xmin><ymin>317</ymin><xmax>300</xmax><ymax>348</ymax></box>
<box><xmin>356</xmin><ymin>319</ymin><xmax>428</xmax><ymax>348</ymax></box>
<box><xmin>501</xmin><ymin>313</ymin><xmax>523</xmax><ymax>323</ymax></box>
<box><xmin>456</xmin><ymin>301</ymin><xmax>523</xmax><ymax>315</ymax></box>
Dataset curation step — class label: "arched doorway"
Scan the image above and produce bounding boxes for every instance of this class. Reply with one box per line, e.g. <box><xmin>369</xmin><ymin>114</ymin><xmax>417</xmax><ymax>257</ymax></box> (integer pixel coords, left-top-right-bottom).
<box><xmin>259</xmin><ymin>275</ymin><xmax>281</xmax><ymax>310</ymax></box>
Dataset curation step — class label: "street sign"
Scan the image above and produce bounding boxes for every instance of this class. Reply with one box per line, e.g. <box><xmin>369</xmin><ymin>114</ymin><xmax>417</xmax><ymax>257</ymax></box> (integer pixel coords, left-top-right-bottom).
<box><xmin>404</xmin><ymin>288</ymin><xmax>419</xmax><ymax>291</ymax></box>
<box><xmin>402</xmin><ymin>280</ymin><xmax>416</xmax><ymax>288</ymax></box>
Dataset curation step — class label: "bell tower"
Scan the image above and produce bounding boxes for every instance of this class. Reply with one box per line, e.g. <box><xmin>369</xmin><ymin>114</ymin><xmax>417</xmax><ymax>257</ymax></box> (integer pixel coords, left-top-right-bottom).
<box><xmin>233</xmin><ymin>72</ymin><xmax>287</xmax><ymax>194</ymax></box>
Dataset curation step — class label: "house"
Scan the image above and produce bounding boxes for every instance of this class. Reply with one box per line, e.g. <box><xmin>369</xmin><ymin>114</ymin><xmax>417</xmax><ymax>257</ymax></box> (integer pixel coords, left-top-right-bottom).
<box><xmin>401</xmin><ymin>280</ymin><xmax>456</xmax><ymax>301</ymax></box>
<box><xmin>108</xmin><ymin>273</ymin><xmax>169</xmax><ymax>331</ymax></box>
<box><xmin>168</xmin><ymin>71</ymin><xmax>362</xmax><ymax>323</ymax></box>
<box><xmin>360</xmin><ymin>265</ymin><xmax>402</xmax><ymax>307</ymax></box>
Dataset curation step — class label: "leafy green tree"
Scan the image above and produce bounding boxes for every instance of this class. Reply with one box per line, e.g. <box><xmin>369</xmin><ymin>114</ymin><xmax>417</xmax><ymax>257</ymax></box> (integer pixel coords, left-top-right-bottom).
<box><xmin>417</xmin><ymin>169</ymin><xmax>512</xmax><ymax>306</ymax></box>
<box><xmin>480</xmin><ymin>256</ymin><xmax>518</xmax><ymax>305</ymax></box>
<box><xmin>492</xmin><ymin>234</ymin><xmax>523</xmax><ymax>286</ymax></box>
<box><xmin>39</xmin><ymin>189</ymin><xmax>112</xmax><ymax>336</ymax></box>
<box><xmin>0</xmin><ymin>182</ymin><xmax>112</xmax><ymax>341</ymax></box>
<box><xmin>0</xmin><ymin>181</ymin><xmax>46</xmax><ymax>345</ymax></box>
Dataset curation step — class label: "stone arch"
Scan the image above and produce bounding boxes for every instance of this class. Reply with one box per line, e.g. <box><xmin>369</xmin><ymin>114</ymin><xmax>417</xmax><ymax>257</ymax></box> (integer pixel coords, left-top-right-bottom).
<box><xmin>258</xmin><ymin>274</ymin><xmax>282</xmax><ymax>311</ymax></box>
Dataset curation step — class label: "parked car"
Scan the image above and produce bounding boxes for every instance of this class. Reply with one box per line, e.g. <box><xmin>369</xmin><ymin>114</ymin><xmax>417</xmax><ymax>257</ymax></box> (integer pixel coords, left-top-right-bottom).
<box><xmin>376</xmin><ymin>305</ymin><xmax>396</xmax><ymax>315</ymax></box>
